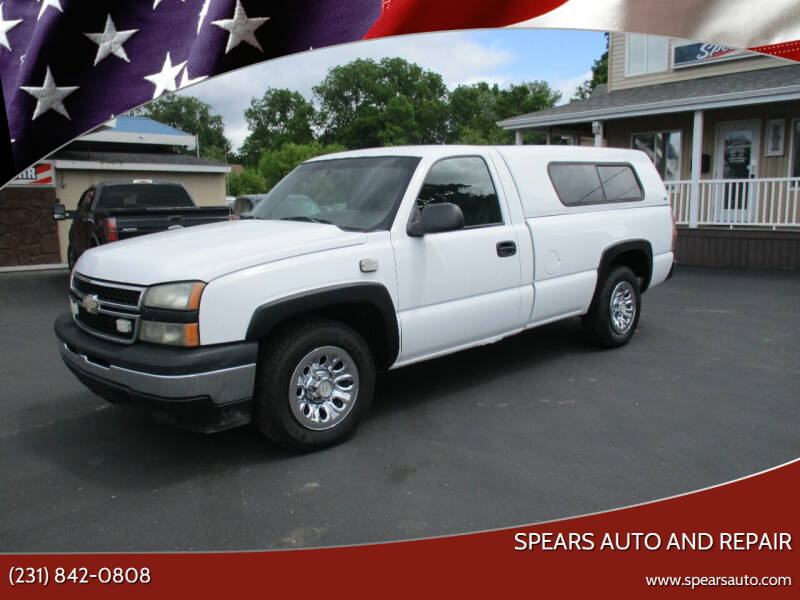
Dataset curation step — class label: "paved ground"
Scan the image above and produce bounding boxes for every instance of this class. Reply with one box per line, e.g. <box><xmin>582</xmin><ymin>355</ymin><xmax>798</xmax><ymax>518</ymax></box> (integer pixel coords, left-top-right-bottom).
<box><xmin>1</xmin><ymin>267</ymin><xmax>798</xmax><ymax>552</ymax></box>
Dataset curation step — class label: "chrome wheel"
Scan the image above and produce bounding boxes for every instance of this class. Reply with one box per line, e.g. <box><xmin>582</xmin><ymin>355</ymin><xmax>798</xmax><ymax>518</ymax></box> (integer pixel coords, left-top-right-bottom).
<box><xmin>609</xmin><ymin>280</ymin><xmax>636</xmax><ymax>334</ymax></box>
<box><xmin>288</xmin><ymin>345</ymin><xmax>359</xmax><ymax>431</ymax></box>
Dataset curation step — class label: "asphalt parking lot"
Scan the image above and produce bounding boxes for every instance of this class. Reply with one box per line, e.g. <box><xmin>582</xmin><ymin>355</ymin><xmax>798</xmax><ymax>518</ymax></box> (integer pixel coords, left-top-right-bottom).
<box><xmin>1</xmin><ymin>267</ymin><xmax>798</xmax><ymax>552</ymax></box>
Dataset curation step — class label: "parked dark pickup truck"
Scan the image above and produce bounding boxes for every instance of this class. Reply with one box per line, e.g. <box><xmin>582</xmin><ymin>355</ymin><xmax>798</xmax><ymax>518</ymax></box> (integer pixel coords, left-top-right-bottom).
<box><xmin>53</xmin><ymin>180</ymin><xmax>231</xmax><ymax>269</ymax></box>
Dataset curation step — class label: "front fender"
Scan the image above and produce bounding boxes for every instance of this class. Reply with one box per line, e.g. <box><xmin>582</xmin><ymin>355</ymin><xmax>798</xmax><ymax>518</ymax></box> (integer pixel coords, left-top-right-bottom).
<box><xmin>245</xmin><ymin>282</ymin><xmax>400</xmax><ymax>368</ymax></box>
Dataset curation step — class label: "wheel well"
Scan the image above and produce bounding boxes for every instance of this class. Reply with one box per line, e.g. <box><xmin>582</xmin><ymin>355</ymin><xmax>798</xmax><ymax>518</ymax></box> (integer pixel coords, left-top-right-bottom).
<box><xmin>609</xmin><ymin>249</ymin><xmax>651</xmax><ymax>291</ymax></box>
<box><xmin>262</xmin><ymin>304</ymin><xmax>391</xmax><ymax>370</ymax></box>
<box><xmin>247</xmin><ymin>285</ymin><xmax>399</xmax><ymax>371</ymax></box>
<box><xmin>599</xmin><ymin>241</ymin><xmax>653</xmax><ymax>293</ymax></box>
<box><xmin>317</xmin><ymin>302</ymin><xmax>391</xmax><ymax>371</ymax></box>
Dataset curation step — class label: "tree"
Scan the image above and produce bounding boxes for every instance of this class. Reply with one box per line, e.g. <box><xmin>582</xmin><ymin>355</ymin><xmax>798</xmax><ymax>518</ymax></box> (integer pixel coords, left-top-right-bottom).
<box><xmin>498</xmin><ymin>82</ymin><xmax>562</xmax><ymax>117</ymax></box>
<box><xmin>573</xmin><ymin>33</ymin><xmax>609</xmax><ymax>101</ymax></box>
<box><xmin>141</xmin><ymin>95</ymin><xmax>231</xmax><ymax>161</ymax></box>
<box><xmin>448</xmin><ymin>82</ymin><xmax>506</xmax><ymax>144</ymax></box>
<box><xmin>448</xmin><ymin>81</ymin><xmax>561</xmax><ymax>144</ymax></box>
<box><xmin>227</xmin><ymin>168</ymin><xmax>267</xmax><ymax>196</ymax></box>
<box><xmin>238</xmin><ymin>88</ymin><xmax>316</xmax><ymax>166</ymax></box>
<box><xmin>313</xmin><ymin>58</ymin><xmax>449</xmax><ymax>149</ymax></box>
<box><xmin>257</xmin><ymin>142</ymin><xmax>345</xmax><ymax>190</ymax></box>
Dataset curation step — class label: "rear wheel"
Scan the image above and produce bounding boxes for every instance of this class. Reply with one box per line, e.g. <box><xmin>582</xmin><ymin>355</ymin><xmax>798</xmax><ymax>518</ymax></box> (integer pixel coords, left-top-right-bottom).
<box><xmin>254</xmin><ymin>319</ymin><xmax>375</xmax><ymax>452</ymax></box>
<box><xmin>582</xmin><ymin>265</ymin><xmax>641</xmax><ymax>348</ymax></box>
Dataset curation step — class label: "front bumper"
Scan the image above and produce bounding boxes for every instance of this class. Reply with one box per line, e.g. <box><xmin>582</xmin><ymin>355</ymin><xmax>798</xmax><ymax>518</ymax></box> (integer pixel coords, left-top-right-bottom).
<box><xmin>55</xmin><ymin>313</ymin><xmax>258</xmax><ymax>432</ymax></box>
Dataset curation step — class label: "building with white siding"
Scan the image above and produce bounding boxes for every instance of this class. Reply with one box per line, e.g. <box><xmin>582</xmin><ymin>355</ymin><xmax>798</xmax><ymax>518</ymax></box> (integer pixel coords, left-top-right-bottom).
<box><xmin>499</xmin><ymin>34</ymin><xmax>800</xmax><ymax>268</ymax></box>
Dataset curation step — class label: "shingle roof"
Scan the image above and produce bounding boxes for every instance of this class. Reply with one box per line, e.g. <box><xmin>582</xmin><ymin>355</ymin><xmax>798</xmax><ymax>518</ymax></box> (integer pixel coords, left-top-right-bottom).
<box><xmin>498</xmin><ymin>65</ymin><xmax>800</xmax><ymax>129</ymax></box>
<box><xmin>50</xmin><ymin>149</ymin><xmax>226</xmax><ymax>167</ymax></box>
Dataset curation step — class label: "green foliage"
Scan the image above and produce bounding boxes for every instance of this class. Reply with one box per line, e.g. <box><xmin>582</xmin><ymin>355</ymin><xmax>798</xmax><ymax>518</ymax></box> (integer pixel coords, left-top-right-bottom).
<box><xmin>448</xmin><ymin>81</ymin><xmax>561</xmax><ymax>144</ymax></box>
<box><xmin>573</xmin><ymin>33</ymin><xmax>609</xmax><ymax>101</ymax></box>
<box><xmin>238</xmin><ymin>88</ymin><xmax>316</xmax><ymax>166</ymax></box>
<box><xmin>233</xmin><ymin>57</ymin><xmax>564</xmax><ymax>159</ymax></box>
<box><xmin>312</xmin><ymin>58</ymin><xmax>449</xmax><ymax>148</ymax></box>
<box><xmin>142</xmin><ymin>95</ymin><xmax>231</xmax><ymax>160</ymax></box>
<box><xmin>257</xmin><ymin>142</ymin><xmax>346</xmax><ymax>190</ymax></box>
<box><xmin>227</xmin><ymin>168</ymin><xmax>267</xmax><ymax>196</ymax></box>
<box><xmin>448</xmin><ymin>82</ymin><xmax>507</xmax><ymax>144</ymax></box>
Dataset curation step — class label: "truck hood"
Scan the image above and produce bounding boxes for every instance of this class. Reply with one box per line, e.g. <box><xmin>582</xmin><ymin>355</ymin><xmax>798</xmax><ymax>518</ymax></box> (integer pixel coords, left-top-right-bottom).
<box><xmin>75</xmin><ymin>220</ymin><xmax>367</xmax><ymax>285</ymax></box>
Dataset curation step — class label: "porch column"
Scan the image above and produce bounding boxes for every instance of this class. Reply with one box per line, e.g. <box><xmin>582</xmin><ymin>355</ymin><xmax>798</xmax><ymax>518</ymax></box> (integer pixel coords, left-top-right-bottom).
<box><xmin>592</xmin><ymin>120</ymin><xmax>604</xmax><ymax>147</ymax></box>
<box><xmin>545</xmin><ymin>128</ymin><xmax>552</xmax><ymax>145</ymax></box>
<box><xmin>689</xmin><ymin>110</ymin><xmax>704</xmax><ymax>228</ymax></box>
<box><xmin>515</xmin><ymin>130</ymin><xmax>523</xmax><ymax>145</ymax></box>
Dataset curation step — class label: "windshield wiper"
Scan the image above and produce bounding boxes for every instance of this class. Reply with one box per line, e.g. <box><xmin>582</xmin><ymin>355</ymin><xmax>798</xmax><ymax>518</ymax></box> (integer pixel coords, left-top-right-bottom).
<box><xmin>279</xmin><ymin>216</ymin><xmax>334</xmax><ymax>225</ymax></box>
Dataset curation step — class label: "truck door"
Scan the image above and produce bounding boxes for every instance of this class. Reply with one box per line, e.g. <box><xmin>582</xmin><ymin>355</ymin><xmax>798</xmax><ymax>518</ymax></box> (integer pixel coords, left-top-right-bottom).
<box><xmin>391</xmin><ymin>154</ymin><xmax>523</xmax><ymax>363</ymax></box>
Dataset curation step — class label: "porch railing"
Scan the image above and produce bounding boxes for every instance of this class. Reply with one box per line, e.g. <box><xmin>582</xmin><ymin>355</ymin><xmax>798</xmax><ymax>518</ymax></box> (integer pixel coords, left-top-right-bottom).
<box><xmin>665</xmin><ymin>178</ymin><xmax>800</xmax><ymax>228</ymax></box>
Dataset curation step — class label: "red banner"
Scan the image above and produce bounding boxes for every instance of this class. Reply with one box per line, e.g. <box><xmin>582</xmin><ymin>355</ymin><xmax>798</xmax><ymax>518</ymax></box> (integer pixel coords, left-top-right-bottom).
<box><xmin>3</xmin><ymin>460</ymin><xmax>797</xmax><ymax>596</ymax></box>
<box><xmin>365</xmin><ymin>0</ymin><xmax>569</xmax><ymax>38</ymax></box>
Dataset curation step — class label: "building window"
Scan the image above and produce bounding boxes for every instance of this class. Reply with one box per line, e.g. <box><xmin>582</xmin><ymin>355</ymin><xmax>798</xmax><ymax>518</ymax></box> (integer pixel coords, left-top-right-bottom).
<box><xmin>625</xmin><ymin>34</ymin><xmax>669</xmax><ymax>77</ymax></box>
<box><xmin>791</xmin><ymin>119</ymin><xmax>800</xmax><ymax>178</ymax></box>
<box><xmin>632</xmin><ymin>131</ymin><xmax>682</xmax><ymax>181</ymax></box>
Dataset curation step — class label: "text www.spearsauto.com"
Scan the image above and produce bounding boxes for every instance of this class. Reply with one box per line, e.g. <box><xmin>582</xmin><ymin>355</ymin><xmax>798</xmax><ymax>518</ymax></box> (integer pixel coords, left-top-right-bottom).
<box><xmin>645</xmin><ymin>575</ymin><xmax>792</xmax><ymax>590</ymax></box>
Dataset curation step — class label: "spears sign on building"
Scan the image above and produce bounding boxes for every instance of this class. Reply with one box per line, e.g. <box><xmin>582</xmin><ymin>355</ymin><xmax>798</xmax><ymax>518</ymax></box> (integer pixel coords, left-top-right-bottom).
<box><xmin>673</xmin><ymin>41</ymin><xmax>756</xmax><ymax>68</ymax></box>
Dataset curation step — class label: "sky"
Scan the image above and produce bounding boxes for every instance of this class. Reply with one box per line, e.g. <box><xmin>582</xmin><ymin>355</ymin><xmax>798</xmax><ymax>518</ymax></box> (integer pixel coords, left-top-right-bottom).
<box><xmin>180</xmin><ymin>28</ymin><xmax>608</xmax><ymax>151</ymax></box>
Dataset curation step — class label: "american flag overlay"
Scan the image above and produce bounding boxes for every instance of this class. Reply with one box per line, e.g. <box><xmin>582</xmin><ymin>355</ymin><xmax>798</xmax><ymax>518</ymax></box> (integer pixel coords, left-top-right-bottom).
<box><xmin>1</xmin><ymin>0</ymin><xmax>798</xmax><ymax>187</ymax></box>
<box><xmin>0</xmin><ymin>0</ymin><xmax>385</xmax><ymax>185</ymax></box>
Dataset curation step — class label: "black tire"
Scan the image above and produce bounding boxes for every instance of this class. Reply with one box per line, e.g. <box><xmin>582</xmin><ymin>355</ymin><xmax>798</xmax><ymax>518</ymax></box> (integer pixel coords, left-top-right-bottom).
<box><xmin>67</xmin><ymin>244</ymin><xmax>77</xmax><ymax>271</ymax></box>
<box><xmin>582</xmin><ymin>265</ymin><xmax>641</xmax><ymax>348</ymax></box>
<box><xmin>254</xmin><ymin>319</ymin><xmax>375</xmax><ymax>452</ymax></box>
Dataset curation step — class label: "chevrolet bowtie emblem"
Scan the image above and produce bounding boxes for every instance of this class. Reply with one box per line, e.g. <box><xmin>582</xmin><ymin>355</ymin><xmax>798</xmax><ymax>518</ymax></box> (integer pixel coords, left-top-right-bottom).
<box><xmin>81</xmin><ymin>294</ymin><xmax>100</xmax><ymax>315</ymax></box>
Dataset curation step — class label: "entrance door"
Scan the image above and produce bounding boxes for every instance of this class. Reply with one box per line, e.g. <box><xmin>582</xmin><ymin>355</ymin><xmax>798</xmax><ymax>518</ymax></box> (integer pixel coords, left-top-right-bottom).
<box><xmin>715</xmin><ymin>120</ymin><xmax>760</xmax><ymax>222</ymax></box>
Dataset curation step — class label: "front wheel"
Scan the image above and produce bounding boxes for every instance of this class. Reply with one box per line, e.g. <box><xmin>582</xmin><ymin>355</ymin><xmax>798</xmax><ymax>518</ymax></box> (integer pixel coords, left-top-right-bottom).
<box><xmin>254</xmin><ymin>319</ymin><xmax>375</xmax><ymax>452</ymax></box>
<box><xmin>582</xmin><ymin>265</ymin><xmax>641</xmax><ymax>348</ymax></box>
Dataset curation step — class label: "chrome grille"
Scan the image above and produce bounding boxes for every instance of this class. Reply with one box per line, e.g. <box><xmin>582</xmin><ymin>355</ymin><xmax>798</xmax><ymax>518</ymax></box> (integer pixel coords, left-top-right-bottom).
<box><xmin>73</xmin><ymin>277</ymin><xmax>141</xmax><ymax>307</ymax></box>
<box><xmin>71</xmin><ymin>273</ymin><xmax>146</xmax><ymax>344</ymax></box>
<box><xmin>75</xmin><ymin>306</ymin><xmax>135</xmax><ymax>341</ymax></box>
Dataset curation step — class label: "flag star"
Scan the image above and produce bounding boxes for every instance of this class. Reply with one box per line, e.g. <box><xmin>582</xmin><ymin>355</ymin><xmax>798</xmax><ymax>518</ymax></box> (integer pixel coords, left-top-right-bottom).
<box><xmin>84</xmin><ymin>15</ymin><xmax>138</xmax><ymax>66</ymax></box>
<box><xmin>37</xmin><ymin>0</ymin><xmax>62</xmax><ymax>21</ymax></box>
<box><xmin>212</xmin><ymin>0</ymin><xmax>269</xmax><ymax>54</ymax></box>
<box><xmin>153</xmin><ymin>0</ymin><xmax>185</xmax><ymax>9</ymax></box>
<box><xmin>144</xmin><ymin>52</ymin><xmax>186</xmax><ymax>99</ymax></box>
<box><xmin>197</xmin><ymin>0</ymin><xmax>210</xmax><ymax>34</ymax></box>
<box><xmin>178</xmin><ymin>66</ymin><xmax>207</xmax><ymax>89</ymax></box>
<box><xmin>0</xmin><ymin>4</ymin><xmax>22</xmax><ymax>52</ymax></box>
<box><xmin>20</xmin><ymin>66</ymin><xmax>78</xmax><ymax>120</ymax></box>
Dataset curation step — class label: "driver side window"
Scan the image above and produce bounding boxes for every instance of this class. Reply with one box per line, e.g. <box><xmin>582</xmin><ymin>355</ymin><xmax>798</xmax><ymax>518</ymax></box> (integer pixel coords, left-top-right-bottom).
<box><xmin>416</xmin><ymin>156</ymin><xmax>502</xmax><ymax>227</ymax></box>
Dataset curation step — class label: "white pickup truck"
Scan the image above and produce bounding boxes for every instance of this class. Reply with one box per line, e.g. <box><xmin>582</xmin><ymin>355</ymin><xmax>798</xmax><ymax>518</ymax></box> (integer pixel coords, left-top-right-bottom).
<box><xmin>55</xmin><ymin>145</ymin><xmax>675</xmax><ymax>451</ymax></box>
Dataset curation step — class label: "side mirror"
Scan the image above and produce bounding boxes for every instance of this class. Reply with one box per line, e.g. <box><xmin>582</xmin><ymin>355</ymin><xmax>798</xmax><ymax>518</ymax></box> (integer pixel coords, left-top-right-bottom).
<box><xmin>53</xmin><ymin>203</ymin><xmax>70</xmax><ymax>221</ymax></box>
<box><xmin>407</xmin><ymin>202</ymin><xmax>464</xmax><ymax>237</ymax></box>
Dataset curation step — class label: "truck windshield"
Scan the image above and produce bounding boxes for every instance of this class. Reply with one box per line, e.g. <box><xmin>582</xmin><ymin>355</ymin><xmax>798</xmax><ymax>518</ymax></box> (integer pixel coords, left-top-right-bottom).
<box><xmin>250</xmin><ymin>156</ymin><xmax>421</xmax><ymax>231</ymax></box>
<box><xmin>95</xmin><ymin>184</ymin><xmax>195</xmax><ymax>210</ymax></box>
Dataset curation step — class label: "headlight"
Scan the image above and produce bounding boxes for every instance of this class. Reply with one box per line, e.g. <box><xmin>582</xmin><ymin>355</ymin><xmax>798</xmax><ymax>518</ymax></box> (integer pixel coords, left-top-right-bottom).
<box><xmin>140</xmin><ymin>321</ymin><xmax>199</xmax><ymax>347</ymax></box>
<box><xmin>144</xmin><ymin>281</ymin><xmax>205</xmax><ymax>310</ymax></box>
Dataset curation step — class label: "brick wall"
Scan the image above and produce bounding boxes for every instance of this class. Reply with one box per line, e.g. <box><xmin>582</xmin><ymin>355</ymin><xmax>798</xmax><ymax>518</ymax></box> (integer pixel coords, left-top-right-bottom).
<box><xmin>0</xmin><ymin>187</ymin><xmax>61</xmax><ymax>266</ymax></box>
